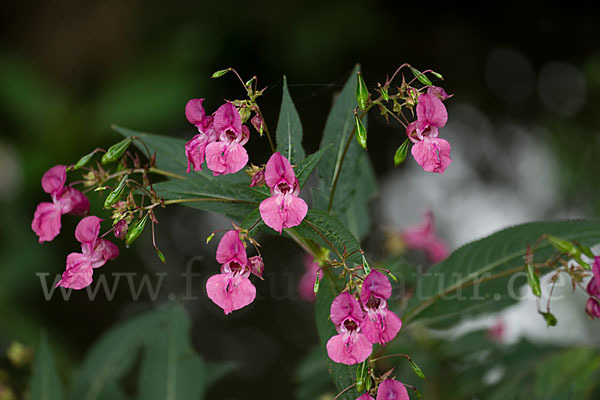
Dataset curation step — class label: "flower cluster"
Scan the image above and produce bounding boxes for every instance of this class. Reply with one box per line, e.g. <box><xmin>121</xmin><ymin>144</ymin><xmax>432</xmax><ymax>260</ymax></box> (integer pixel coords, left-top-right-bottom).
<box><xmin>185</xmin><ymin>100</ymin><xmax>250</xmax><ymax>176</ymax></box>
<box><xmin>406</xmin><ymin>88</ymin><xmax>452</xmax><ymax>174</ymax></box>
<box><xmin>205</xmin><ymin>230</ymin><xmax>264</xmax><ymax>315</ymax></box>
<box><xmin>31</xmin><ymin>165</ymin><xmax>89</xmax><ymax>243</ymax></box>
<box><xmin>327</xmin><ymin>270</ymin><xmax>401</xmax><ymax>365</ymax></box>
<box><xmin>57</xmin><ymin>216</ymin><xmax>119</xmax><ymax>289</ymax></box>
<box><xmin>356</xmin><ymin>379</ymin><xmax>410</xmax><ymax>400</ymax></box>
<box><xmin>585</xmin><ymin>256</ymin><xmax>600</xmax><ymax>319</ymax></box>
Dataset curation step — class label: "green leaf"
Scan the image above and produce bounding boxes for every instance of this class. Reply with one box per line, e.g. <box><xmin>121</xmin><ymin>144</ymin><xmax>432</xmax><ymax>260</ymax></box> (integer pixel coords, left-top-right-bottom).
<box><xmin>276</xmin><ymin>76</ymin><xmax>305</xmax><ymax>164</ymax></box>
<box><xmin>339</xmin><ymin>153</ymin><xmax>376</xmax><ymax>240</ymax></box>
<box><xmin>29</xmin><ymin>333</ymin><xmax>64</xmax><ymax>400</ymax></box>
<box><xmin>138</xmin><ymin>305</ymin><xmax>232</xmax><ymax>400</ymax></box>
<box><xmin>403</xmin><ymin>220</ymin><xmax>600</xmax><ymax>329</ymax></box>
<box><xmin>294</xmin><ymin>147</ymin><xmax>330</xmax><ymax>189</ymax></box>
<box><xmin>113</xmin><ymin>125</ymin><xmax>188</xmax><ymax>175</ymax></box>
<box><xmin>69</xmin><ymin>309</ymin><xmax>163</xmax><ymax>400</ymax></box>
<box><xmin>315</xmin><ymin>65</ymin><xmax>363</xmax><ymax>214</ymax></box>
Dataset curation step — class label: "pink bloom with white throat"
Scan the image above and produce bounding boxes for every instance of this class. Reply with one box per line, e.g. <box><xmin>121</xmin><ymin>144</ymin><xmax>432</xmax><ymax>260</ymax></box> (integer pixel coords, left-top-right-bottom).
<box><xmin>57</xmin><ymin>216</ymin><xmax>119</xmax><ymax>289</ymax></box>
<box><xmin>326</xmin><ymin>292</ymin><xmax>372</xmax><ymax>365</ymax></box>
<box><xmin>32</xmin><ymin>165</ymin><xmax>90</xmax><ymax>243</ymax></box>
<box><xmin>376</xmin><ymin>379</ymin><xmax>410</xmax><ymax>400</ymax></box>
<box><xmin>359</xmin><ymin>270</ymin><xmax>402</xmax><ymax>345</ymax></box>
<box><xmin>185</xmin><ymin>98</ymin><xmax>217</xmax><ymax>172</ymax></box>
<box><xmin>259</xmin><ymin>152</ymin><xmax>308</xmax><ymax>233</ymax></box>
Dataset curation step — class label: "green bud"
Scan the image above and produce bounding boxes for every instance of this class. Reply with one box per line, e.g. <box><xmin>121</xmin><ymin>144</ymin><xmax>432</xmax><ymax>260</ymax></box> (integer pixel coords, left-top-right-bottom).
<box><xmin>356</xmin><ymin>72</ymin><xmax>369</xmax><ymax>110</ymax></box>
<box><xmin>355</xmin><ymin>114</ymin><xmax>367</xmax><ymax>150</ymax></box>
<box><xmin>410</xmin><ymin>359</ymin><xmax>426</xmax><ymax>379</ymax></box>
<box><xmin>577</xmin><ymin>243</ymin><xmax>595</xmax><ymax>259</ymax></box>
<box><xmin>206</xmin><ymin>232</ymin><xmax>215</xmax><ymax>244</ymax></box>
<box><xmin>379</xmin><ymin>85</ymin><xmax>389</xmax><ymax>101</ymax></box>
<box><xmin>245</xmin><ymin>77</ymin><xmax>255</xmax><ymax>87</ymax></box>
<box><xmin>387</xmin><ymin>271</ymin><xmax>398</xmax><ymax>283</ymax></box>
<box><xmin>365</xmin><ymin>374</ymin><xmax>372</xmax><ymax>391</ymax></box>
<box><xmin>547</xmin><ymin>235</ymin><xmax>580</xmax><ymax>256</ymax></box>
<box><xmin>156</xmin><ymin>248</ymin><xmax>166</xmax><ymax>264</ymax></box>
<box><xmin>526</xmin><ymin>261</ymin><xmax>541</xmax><ymax>297</ymax></box>
<box><xmin>103</xmin><ymin>174</ymin><xmax>128</xmax><ymax>209</ymax></box>
<box><xmin>362</xmin><ymin>254</ymin><xmax>371</xmax><ymax>275</ymax></box>
<box><xmin>239</xmin><ymin>107</ymin><xmax>251</xmax><ymax>123</ymax></box>
<box><xmin>355</xmin><ymin>361</ymin><xmax>368</xmax><ymax>392</ymax></box>
<box><xmin>125</xmin><ymin>214</ymin><xmax>148</xmax><ymax>246</ymax></box>
<box><xmin>73</xmin><ymin>150</ymin><xmax>96</xmax><ymax>170</ymax></box>
<box><xmin>394</xmin><ymin>139</ymin><xmax>410</xmax><ymax>167</ymax></box>
<box><xmin>410</xmin><ymin>67</ymin><xmax>433</xmax><ymax>86</ymax></box>
<box><xmin>211</xmin><ymin>68</ymin><xmax>230</xmax><ymax>78</ymax></box>
<box><xmin>101</xmin><ymin>137</ymin><xmax>132</xmax><ymax>164</ymax></box>
<box><xmin>431</xmin><ymin>71</ymin><xmax>444</xmax><ymax>80</ymax></box>
<box><xmin>313</xmin><ymin>272</ymin><xmax>320</xmax><ymax>295</ymax></box>
<box><xmin>540</xmin><ymin>311</ymin><xmax>557</xmax><ymax>327</ymax></box>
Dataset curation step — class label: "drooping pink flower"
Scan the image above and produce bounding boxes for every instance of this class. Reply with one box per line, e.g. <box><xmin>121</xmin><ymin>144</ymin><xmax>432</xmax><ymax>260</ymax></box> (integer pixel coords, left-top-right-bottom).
<box><xmin>298</xmin><ymin>255</ymin><xmax>322</xmax><ymax>301</ymax></box>
<box><xmin>185</xmin><ymin>99</ymin><xmax>217</xmax><ymax>172</ymax></box>
<box><xmin>400</xmin><ymin>211</ymin><xmax>448</xmax><ymax>263</ymax></box>
<box><xmin>32</xmin><ymin>165</ymin><xmax>90</xmax><ymax>243</ymax></box>
<box><xmin>586</xmin><ymin>298</ymin><xmax>600</xmax><ymax>319</ymax></box>
<box><xmin>359</xmin><ymin>270</ymin><xmax>402</xmax><ymax>345</ymax></box>
<box><xmin>487</xmin><ymin>318</ymin><xmax>506</xmax><ymax>342</ymax></box>
<box><xmin>57</xmin><ymin>216</ymin><xmax>119</xmax><ymax>289</ymax></box>
<box><xmin>251</xmin><ymin>113</ymin><xmax>264</xmax><ymax>134</ymax></box>
<box><xmin>406</xmin><ymin>93</ymin><xmax>452</xmax><ymax>174</ymax></box>
<box><xmin>206</xmin><ymin>231</ymin><xmax>258</xmax><ymax>314</ymax></box>
<box><xmin>585</xmin><ymin>257</ymin><xmax>600</xmax><ymax>317</ymax></box>
<box><xmin>376</xmin><ymin>379</ymin><xmax>410</xmax><ymax>400</ymax></box>
<box><xmin>427</xmin><ymin>85</ymin><xmax>452</xmax><ymax>101</ymax></box>
<box><xmin>356</xmin><ymin>394</ymin><xmax>375</xmax><ymax>400</ymax></box>
<box><xmin>326</xmin><ymin>292</ymin><xmax>372</xmax><ymax>365</ymax></box>
<box><xmin>259</xmin><ymin>152</ymin><xmax>308</xmax><ymax>233</ymax></box>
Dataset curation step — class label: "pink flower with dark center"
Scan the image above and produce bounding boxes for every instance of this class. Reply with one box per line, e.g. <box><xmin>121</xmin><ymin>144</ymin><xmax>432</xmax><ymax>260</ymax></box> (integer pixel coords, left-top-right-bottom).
<box><xmin>205</xmin><ymin>103</ymin><xmax>250</xmax><ymax>175</ymax></box>
<box><xmin>406</xmin><ymin>93</ymin><xmax>452</xmax><ymax>174</ymax></box>
<box><xmin>376</xmin><ymin>379</ymin><xmax>410</xmax><ymax>400</ymax></box>
<box><xmin>359</xmin><ymin>270</ymin><xmax>402</xmax><ymax>345</ymax></box>
<box><xmin>206</xmin><ymin>231</ymin><xmax>260</xmax><ymax>314</ymax></box>
<box><xmin>298</xmin><ymin>255</ymin><xmax>322</xmax><ymax>301</ymax></box>
<box><xmin>400</xmin><ymin>211</ymin><xmax>448</xmax><ymax>263</ymax></box>
<box><xmin>32</xmin><ymin>165</ymin><xmax>90</xmax><ymax>243</ymax></box>
<box><xmin>185</xmin><ymin>99</ymin><xmax>217</xmax><ymax>172</ymax></box>
<box><xmin>57</xmin><ymin>216</ymin><xmax>119</xmax><ymax>289</ymax></box>
<box><xmin>259</xmin><ymin>152</ymin><xmax>308</xmax><ymax>233</ymax></box>
<box><xmin>326</xmin><ymin>292</ymin><xmax>372</xmax><ymax>365</ymax></box>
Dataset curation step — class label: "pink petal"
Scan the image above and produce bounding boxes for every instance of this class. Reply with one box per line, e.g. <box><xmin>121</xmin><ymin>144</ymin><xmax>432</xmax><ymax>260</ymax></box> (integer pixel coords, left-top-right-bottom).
<box><xmin>376</xmin><ymin>379</ymin><xmax>410</xmax><ymax>400</ymax></box>
<box><xmin>259</xmin><ymin>193</ymin><xmax>307</xmax><ymax>234</ymax></box>
<box><xmin>41</xmin><ymin>165</ymin><xmax>66</xmax><ymax>194</ymax></box>
<box><xmin>361</xmin><ymin>308</ymin><xmax>402</xmax><ymax>344</ymax></box>
<box><xmin>330</xmin><ymin>292</ymin><xmax>364</xmax><ymax>325</ymax></box>
<box><xmin>586</xmin><ymin>298</ymin><xmax>600</xmax><ymax>319</ymax></box>
<box><xmin>360</xmin><ymin>270</ymin><xmax>392</xmax><ymax>304</ymax></box>
<box><xmin>96</xmin><ymin>239</ymin><xmax>120</xmax><ymax>263</ymax></box>
<box><xmin>205</xmin><ymin>141</ymin><xmax>248</xmax><ymax>176</ymax></box>
<box><xmin>411</xmin><ymin>136</ymin><xmax>452</xmax><ymax>174</ymax></box>
<box><xmin>249</xmin><ymin>255</ymin><xmax>264</xmax><ymax>279</ymax></box>
<box><xmin>416</xmin><ymin>93</ymin><xmax>448</xmax><ymax>129</ymax></box>
<box><xmin>57</xmin><ymin>253</ymin><xmax>93</xmax><ymax>290</ymax></box>
<box><xmin>592</xmin><ymin>256</ymin><xmax>600</xmax><ymax>280</ymax></box>
<box><xmin>185</xmin><ymin>98</ymin><xmax>207</xmax><ymax>126</ymax></box>
<box><xmin>185</xmin><ymin>133</ymin><xmax>209</xmax><ymax>172</ymax></box>
<box><xmin>405</xmin><ymin>121</ymin><xmax>419</xmax><ymax>143</ymax></box>
<box><xmin>424</xmin><ymin>238</ymin><xmax>448</xmax><ymax>263</ymax></box>
<box><xmin>356</xmin><ymin>395</ymin><xmax>375</xmax><ymax>400</ymax></box>
<box><xmin>216</xmin><ymin>231</ymin><xmax>248</xmax><ymax>265</ymax></box>
<box><xmin>31</xmin><ymin>202</ymin><xmax>62</xmax><ymax>243</ymax></box>
<box><xmin>206</xmin><ymin>273</ymin><xmax>256</xmax><ymax>315</ymax></box>
<box><xmin>587</xmin><ymin>278</ymin><xmax>600</xmax><ymax>298</ymax></box>
<box><xmin>264</xmin><ymin>152</ymin><xmax>296</xmax><ymax>189</ymax></box>
<box><xmin>75</xmin><ymin>216</ymin><xmax>102</xmax><ymax>244</ymax></box>
<box><xmin>326</xmin><ymin>331</ymin><xmax>372</xmax><ymax>365</ymax></box>
<box><xmin>427</xmin><ymin>85</ymin><xmax>452</xmax><ymax>101</ymax></box>
<box><xmin>213</xmin><ymin>102</ymin><xmax>242</xmax><ymax>139</ymax></box>
<box><xmin>58</xmin><ymin>187</ymin><xmax>90</xmax><ymax>215</ymax></box>
<box><xmin>401</xmin><ymin>211</ymin><xmax>449</xmax><ymax>262</ymax></box>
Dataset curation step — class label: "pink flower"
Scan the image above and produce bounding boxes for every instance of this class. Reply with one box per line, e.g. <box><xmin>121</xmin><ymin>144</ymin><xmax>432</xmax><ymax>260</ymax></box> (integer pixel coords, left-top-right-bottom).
<box><xmin>32</xmin><ymin>165</ymin><xmax>90</xmax><ymax>243</ymax></box>
<box><xmin>251</xmin><ymin>113</ymin><xmax>263</xmax><ymax>134</ymax></box>
<box><xmin>406</xmin><ymin>93</ymin><xmax>452</xmax><ymax>174</ymax></box>
<box><xmin>298</xmin><ymin>255</ymin><xmax>322</xmax><ymax>301</ymax></box>
<box><xmin>185</xmin><ymin>99</ymin><xmax>217</xmax><ymax>172</ymax></box>
<box><xmin>356</xmin><ymin>395</ymin><xmax>374</xmax><ymax>400</ymax></box>
<box><xmin>259</xmin><ymin>152</ymin><xmax>308</xmax><ymax>233</ymax></box>
<box><xmin>204</xmin><ymin>103</ymin><xmax>250</xmax><ymax>176</ymax></box>
<box><xmin>359</xmin><ymin>270</ymin><xmax>402</xmax><ymax>345</ymax></box>
<box><xmin>427</xmin><ymin>85</ymin><xmax>452</xmax><ymax>101</ymax></box>
<box><xmin>376</xmin><ymin>379</ymin><xmax>410</xmax><ymax>400</ymax></box>
<box><xmin>586</xmin><ymin>298</ymin><xmax>600</xmax><ymax>319</ymax></box>
<box><xmin>206</xmin><ymin>231</ymin><xmax>259</xmax><ymax>314</ymax></box>
<box><xmin>57</xmin><ymin>216</ymin><xmax>119</xmax><ymax>289</ymax></box>
<box><xmin>326</xmin><ymin>292</ymin><xmax>372</xmax><ymax>365</ymax></box>
<box><xmin>400</xmin><ymin>211</ymin><xmax>448</xmax><ymax>263</ymax></box>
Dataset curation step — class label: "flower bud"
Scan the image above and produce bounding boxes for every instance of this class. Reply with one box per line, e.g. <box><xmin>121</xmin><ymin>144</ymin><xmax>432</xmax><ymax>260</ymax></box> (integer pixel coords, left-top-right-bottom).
<box><xmin>239</xmin><ymin>106</ymin><xmax>251</xmax><ymax>123</ymax></box>
<box><xmin>526</xmin><ymin>261</ymin><xmax>541</xmax><ymax>297</ymax></box>
<box><xmin>251</xmin><ymin>113</ymin><xmax>264</xmax><ymax>135</ymax></box>
<box><xmin>125</xmin><ymin>214</ymin><xmax>148</xmax><ymax>246</ymax></box>
<box><xmin>356</xmin><ymin>72</ymin><xmax>369</xmax><ymax>110</ymax></box>
<box><xmin>585</xmin><ymin>298</ymin><xmax>600</xmax><ymax>319</ymax></box>
<box><xmin>394</xmin><ymin>139</ymin><xmax>409</xmax><ymax>167</ymax></box>
<box><xmin>410</xmin><ymin>66</ymin><xmax>433</xmax><ymax>86</ymax></box>
<box><xmin>249</xmin><ymin>256</ymin><xmax>264</xmax><ymax>280</ymax></box>
<box><xmin>73</xmin><ymin>150</ymin><xmax>96</xmax><ymax>170</ymax></box>
<box><xmin>101</xmin><ymin>137</ymin><xmax>132</xmax><ymax>164</ymax></box>
<box><xmin>211</xmin><ymin>68</ymin><xmax>230</xmax><ymax>78</ymax></box>
<box><xmin>103</xmin><ymin>174</ymin><xmax>128</xmax><ymax>209</ymax></box>
<box><xmin>410</xmin><ymin>359</ymin><xmax>426</xmax><ymax>379</ymax></box>
<box><xmin>547</xmin><ymin>235</ymin><xmax>580</xmax><ymax>256</ymax></box>
<box><xmin>355</xmin><ymin>113</ymin><xmax>367</xmax><ymax>150</ymax></box>
<box><xmin>355</xmin><ymin>361</ymin><xmax>369</xmax><ymax>392</ymax></box>
<box><xmin>540</xmin><ymin>311</ymin><xmax>557</xmax><ymax>327</ymax></box>
<box><xmin>114</xmin><ymin>219</ymin><xmax>128</xmax><ymax>239</ymax></box>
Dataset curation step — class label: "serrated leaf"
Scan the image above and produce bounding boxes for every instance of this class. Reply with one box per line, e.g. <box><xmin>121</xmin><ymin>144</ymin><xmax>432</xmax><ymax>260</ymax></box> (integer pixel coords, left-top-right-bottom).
<box><xmin>29</xmin><ymin>333</ymin><xmax>64</xmax><ymax>400</ymax></box>
<box><xmin>276</xmin><ymin>76</ymin><xmax>305</xmax><ymax>164</ymax></box>
<box><xmin>403</xmin><ymin>220</ymin><xmax>600</xmax><ymax>329</ymax></box>
<box><xmin>294</xmin><ymin>147</ymin><xmax>330</xmax><ymax>189</ymax></box>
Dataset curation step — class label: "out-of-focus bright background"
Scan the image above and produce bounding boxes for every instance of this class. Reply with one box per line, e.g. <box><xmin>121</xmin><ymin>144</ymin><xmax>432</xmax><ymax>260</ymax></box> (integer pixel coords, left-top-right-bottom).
<box><xmin>1</xmin><ymin>2</ymin><xmax>600</xmax><ymax>399</ymax></box>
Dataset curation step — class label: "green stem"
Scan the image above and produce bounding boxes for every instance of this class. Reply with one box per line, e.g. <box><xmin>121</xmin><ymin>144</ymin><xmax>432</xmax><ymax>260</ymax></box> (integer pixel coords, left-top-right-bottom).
<box><xmin>162</xmin><ymin>198</ymin><xmax>257</xmax><ymax>206</ymax></box>
<box><xmin>104</xmin><ymin>167</ymin><xmax>184</xmax><ymax>183</ymax></box>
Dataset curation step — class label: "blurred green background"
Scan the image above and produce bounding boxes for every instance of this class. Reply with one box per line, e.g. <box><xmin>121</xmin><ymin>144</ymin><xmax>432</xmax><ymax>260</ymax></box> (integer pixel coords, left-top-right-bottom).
<box><xmin>1</xmin><ymin>1</ymin><xmax>600</xmax><ymax>399</ymax></box>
